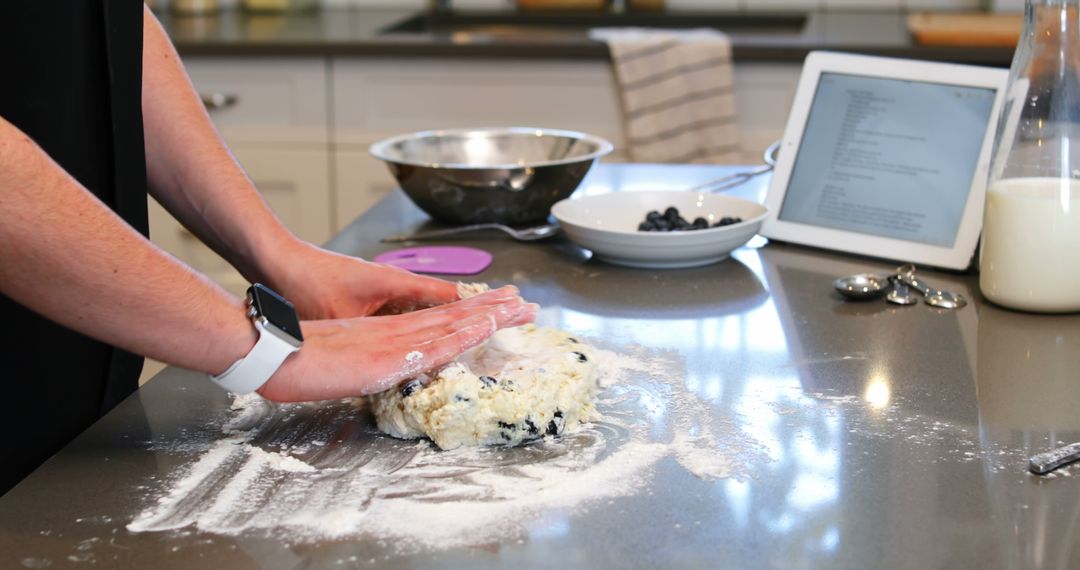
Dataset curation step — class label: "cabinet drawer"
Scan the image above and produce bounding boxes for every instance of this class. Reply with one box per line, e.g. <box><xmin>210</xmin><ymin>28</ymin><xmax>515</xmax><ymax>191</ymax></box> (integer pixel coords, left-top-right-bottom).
<box><xmin>183</xmin><ymin>57</ymin><xmax>328</xmax><ymax>145</ymax></box>
<box><xmin>331</xmin><ymin>58</ymin><xmax>626</xmax><ymax>150</ymax></box>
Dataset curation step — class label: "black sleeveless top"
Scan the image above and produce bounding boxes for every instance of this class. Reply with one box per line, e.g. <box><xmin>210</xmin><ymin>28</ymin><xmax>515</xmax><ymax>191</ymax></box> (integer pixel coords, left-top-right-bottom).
<box><xmin>0</xmin><ymin>2</ymin><xmax>148</xmax><ymax>494</ymax></box>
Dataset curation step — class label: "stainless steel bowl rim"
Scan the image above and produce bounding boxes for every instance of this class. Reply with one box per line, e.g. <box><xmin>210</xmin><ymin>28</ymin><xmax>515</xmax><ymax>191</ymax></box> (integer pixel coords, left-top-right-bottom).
<box><xmin>368</xmin><ymin>126</ymin><xmax>614</xmax><ymax>169</ymax></box>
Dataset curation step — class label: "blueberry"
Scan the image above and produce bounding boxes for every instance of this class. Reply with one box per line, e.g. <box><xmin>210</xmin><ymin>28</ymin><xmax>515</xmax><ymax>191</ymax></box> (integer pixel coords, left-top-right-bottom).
<box><xmin>571</xmin><ymin>351</ymin><xmax>588</xmax><ymax>363</ymax></box>
<box><xmin>401</xmin><ymin>380</ymin><xmax>423</xmax><ymax>398</ymax></box>
<box><xmin>646</xmin><ymin>210</ymin><xmax>663</xmax><ymax>222</ymax></box>
<box><xmin>654</xmin><ymin>219</ymin><xmax>672</xmax><ymax>231</ymax></box>
<box><xmin>674</xmin><ymin>218</ymin><xmax>691</xmax><ymax>231</ymax></box>
<box><xmin>664</xmin><ymin>206</ymin><xmax>680</xmax><ymax>220</ymax></box>
<box><xmin>525</xmin><ymin>419</ymin><xmax>539</xmax><ymax>436</ymax></box>
<box><xmin>713</xmin><ymin>216</ymin><xmax>743</xmax><ymax>228</ymax></box>
<box><xmin>479</xmin><ymin>376</ymin><xmax>497</xmax><ymax>388</ymax></box>
<box><xmin>454</xmin><ymin>395</ymin><xmax>471</xmax><ymax>402</ymax></box>
<box><xmin>638</xmin><ymin>221</ymin><xmax>656</xmax><ymax>232</ymax></box>
<box><xmin>497</xmin><ymin>421</ymin><xmax>516</xmax><ymax>430</ymax></box>
<box><xmin>567</xmin><ymin>337</ymin><xmax>579</xmax><ymax>343</ymax></box>
<box><xmin>546</xmin><ymin>410</ymin><xmax>565</xmax><ymax>435</ymax></box>
<box><xmin>693</xmin><ymin>217</ymin><xmax>709</xmax><ymax>229</ymax></box>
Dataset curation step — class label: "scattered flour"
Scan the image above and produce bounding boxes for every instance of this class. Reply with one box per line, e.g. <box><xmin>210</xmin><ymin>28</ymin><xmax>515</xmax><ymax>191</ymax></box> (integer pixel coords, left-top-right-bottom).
<box><xmin>127</xmin><ymin>340</ymin><xmax>771</xmax><ymax>552</ymax></box>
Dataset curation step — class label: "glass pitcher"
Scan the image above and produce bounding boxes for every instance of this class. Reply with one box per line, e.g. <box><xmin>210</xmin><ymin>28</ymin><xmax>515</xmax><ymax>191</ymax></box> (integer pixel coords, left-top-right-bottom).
<box><xmin>980</xmin><ymin>0</ymin><xmax>1080</xmax><ymax>313</ymax></box>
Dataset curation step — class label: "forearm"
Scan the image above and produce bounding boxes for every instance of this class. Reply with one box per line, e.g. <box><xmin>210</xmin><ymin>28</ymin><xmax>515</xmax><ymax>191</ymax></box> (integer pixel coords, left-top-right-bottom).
<box><xmin>140</xmin><ymin>7</ymin><xmax>302</xmax><ymax>286</ymax></box>
<box><xmin>0</xmin><ymin>116</ymin><xmax>252</xmax><ymax>375</ymax></box>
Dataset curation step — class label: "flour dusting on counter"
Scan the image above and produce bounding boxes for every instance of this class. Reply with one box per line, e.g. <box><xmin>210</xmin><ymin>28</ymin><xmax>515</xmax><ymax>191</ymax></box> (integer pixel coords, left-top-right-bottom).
<box><xmin>128</xmin><ymin>341</ymin><xmax>770</xmax><ymax>551</ymax></box>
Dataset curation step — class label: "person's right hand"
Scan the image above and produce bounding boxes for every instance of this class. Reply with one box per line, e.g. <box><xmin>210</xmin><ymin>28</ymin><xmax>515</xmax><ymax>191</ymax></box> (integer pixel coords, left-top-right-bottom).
<box><xmin>256</xmin><ymin>286</ymin><xmax>536</xmax><ymax>402</ymax></box>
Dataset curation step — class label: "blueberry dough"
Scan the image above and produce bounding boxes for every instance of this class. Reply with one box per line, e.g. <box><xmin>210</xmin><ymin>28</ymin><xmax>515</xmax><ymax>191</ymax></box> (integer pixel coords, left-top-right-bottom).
<box><xmin>369</xmin><ymin>324</ymin><xmax>598</xmax><ymax>449</ymax></box>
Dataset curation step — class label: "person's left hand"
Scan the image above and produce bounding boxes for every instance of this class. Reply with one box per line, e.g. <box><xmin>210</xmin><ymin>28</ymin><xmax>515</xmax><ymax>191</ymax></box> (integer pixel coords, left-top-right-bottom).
<box><xmin>264</xmin><ymin>242</ymin><xmax>465</xmax><ymax>320</ymax></box>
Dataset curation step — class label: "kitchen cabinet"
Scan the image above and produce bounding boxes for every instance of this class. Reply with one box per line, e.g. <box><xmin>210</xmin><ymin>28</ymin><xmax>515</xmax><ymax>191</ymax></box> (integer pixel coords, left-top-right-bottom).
<box><xmin>329</xmin><ymin>57</ymin><xmax>633</xmax><ymax>227</ymax></box>
<box><xmin>143</xmin><ymin>57</ymin><xmax>332</xmax><ymax>383</ymax></box>
<box><xmin>148</xmin><ymin>54</ymin><xmax>800</xmax><ymax>282</ymax></box>
<box><xmin>329</xmin><ymin>57</ymin><xmax>799</xmax><ymax>226</ymax></box>
<box><xmin>147</xmin><ymin>56</ymin><xmax>330</xmax><ymax>289</ymax></box>
<box><xmin>147</xmin><ymin>56</ymin><xmax>332</xmax><ymax>295</ymax></box>
<box><xmin>148</xmin><ymin>145</ymin><xmax>332</xmax><ymax>296</ymax></box>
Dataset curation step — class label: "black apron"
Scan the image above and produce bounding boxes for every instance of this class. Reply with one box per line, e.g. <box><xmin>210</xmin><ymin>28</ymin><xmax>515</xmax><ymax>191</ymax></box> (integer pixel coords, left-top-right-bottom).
<box><xmin>0</xmin><ymin>1</ymin><xmax>148</xmax><ymax>495</ymax></box>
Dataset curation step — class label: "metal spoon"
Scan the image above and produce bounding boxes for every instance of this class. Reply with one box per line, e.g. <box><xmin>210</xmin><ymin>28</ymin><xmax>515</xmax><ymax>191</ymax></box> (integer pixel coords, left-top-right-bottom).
<box><xmin>885</xmin><ymin>277</ymin><xmax>918</xmax><ymax>305</ymax></box>
<box><xmin>382</xmin><ymin>222</ymin><xmax>560</xmax><ymax>243</ymax></box>
<box><xmin>896</xmin><ymin>268</ymin><xmax>967</xmax><ymax>309</ymax></box>
<box><xmin>1030</xmin><ymin>441</ymin><xmax>1080</xmax><ymax>475</ymax></box>
<box><xmin>833</xmin><ymin>273</ymin><xmax>892</xmax><ymax>301</ymax></box>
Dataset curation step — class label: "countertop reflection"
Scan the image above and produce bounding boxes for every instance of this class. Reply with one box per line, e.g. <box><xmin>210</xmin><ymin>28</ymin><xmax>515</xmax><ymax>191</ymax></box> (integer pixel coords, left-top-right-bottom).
<box><xmin>1</xmin><ymin>164</ymin><xmax>1078</xmax><ymax>569</ymax></box>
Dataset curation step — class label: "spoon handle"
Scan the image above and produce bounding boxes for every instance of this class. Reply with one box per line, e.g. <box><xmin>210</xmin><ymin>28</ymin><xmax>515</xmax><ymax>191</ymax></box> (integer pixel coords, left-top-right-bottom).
<box><xmin>382</xmin><ymin>224</ymin><xmax>505</xmax><ymax>243</ymax></box>
<box><xmin>896</xmin><ymin>272</ymin><xmax>930</xmax><ymax>296</ymax></box>
<box><xmin>1031</xmin><ymin>441</ymin><xmax>1080</xmax><ymax>475</ymax></box>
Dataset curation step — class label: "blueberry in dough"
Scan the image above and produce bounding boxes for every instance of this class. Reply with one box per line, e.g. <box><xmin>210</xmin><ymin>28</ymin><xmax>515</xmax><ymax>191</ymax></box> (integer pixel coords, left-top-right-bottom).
<box><xmin>571</xmin><ymin>351</ymin><xmax>588</xmax><ymax>363</ymax></box>
<box><xmin>401</xmin><ymin>379</ymin><xmax>423</xmax><ymax>398</ymax></box>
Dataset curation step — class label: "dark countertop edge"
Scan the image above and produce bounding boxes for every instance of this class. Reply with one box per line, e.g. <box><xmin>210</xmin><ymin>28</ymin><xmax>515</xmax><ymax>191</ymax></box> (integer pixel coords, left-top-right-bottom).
<box><xmin>174</xmin><ymin>41</ymin><xmax>1016</xmax><ymax>66</ymax></box>
<box><xmin>165</xmin><ymin>8</ymin><xmax>1018</xmax><ymax>66</ymax></box>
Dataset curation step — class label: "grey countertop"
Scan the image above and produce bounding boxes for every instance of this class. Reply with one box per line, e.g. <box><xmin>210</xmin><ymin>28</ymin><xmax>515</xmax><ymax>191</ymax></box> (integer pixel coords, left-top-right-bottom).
<box><xmin>3</xmin><ymin>163</ymin><xmax>1079</xmax><ymax>569</ymax></box>
<box><xmin>159</xmin><ymin>7</ymin><xmax>1017</xmax><ymax>65</ymax></box>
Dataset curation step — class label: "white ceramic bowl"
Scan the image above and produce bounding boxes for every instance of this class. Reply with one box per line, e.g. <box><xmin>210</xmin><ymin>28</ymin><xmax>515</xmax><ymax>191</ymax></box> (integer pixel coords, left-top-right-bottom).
<box><xmin>551</xmin><ymin>191</ymin><xmax>769</xmax><ymax>269</ymax></box>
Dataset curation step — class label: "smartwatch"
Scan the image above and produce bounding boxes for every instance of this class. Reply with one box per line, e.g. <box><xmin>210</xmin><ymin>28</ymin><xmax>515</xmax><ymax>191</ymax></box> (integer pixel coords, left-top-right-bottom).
<box><xmin>209</xmin><ymin>283</ymin><xmax>304</xmax><ymax>394</ymax></box>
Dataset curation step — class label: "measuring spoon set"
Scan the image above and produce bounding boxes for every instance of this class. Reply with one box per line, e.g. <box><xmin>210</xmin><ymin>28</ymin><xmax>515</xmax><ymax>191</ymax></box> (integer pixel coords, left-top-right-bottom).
<box><xmin>833</xmin><ymin>264</ymin><xmax>967</xmax><ymax>309</ymax></box>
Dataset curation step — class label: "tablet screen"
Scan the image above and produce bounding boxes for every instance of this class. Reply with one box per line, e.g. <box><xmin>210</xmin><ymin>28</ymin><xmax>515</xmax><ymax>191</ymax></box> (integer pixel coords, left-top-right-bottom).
<box><xmin>777</xmin><ymin>72</ymin><xmax>997</xmax><ymax>247</ymax></box>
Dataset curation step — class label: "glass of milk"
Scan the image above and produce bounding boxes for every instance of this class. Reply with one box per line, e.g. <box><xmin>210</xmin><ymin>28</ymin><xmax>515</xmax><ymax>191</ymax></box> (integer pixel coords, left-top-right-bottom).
<box><xmin>981</xmin><ymin>0</ymin><xmax>1080</xmax><ymax>313</ymax></box>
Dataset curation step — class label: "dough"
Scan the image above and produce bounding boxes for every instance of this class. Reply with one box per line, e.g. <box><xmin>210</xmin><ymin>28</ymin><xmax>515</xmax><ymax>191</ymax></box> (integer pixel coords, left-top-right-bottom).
<box><xmin>369</xmin><ymin>324</ymin><xmax>598</xmax><ymax>450</ymax></box>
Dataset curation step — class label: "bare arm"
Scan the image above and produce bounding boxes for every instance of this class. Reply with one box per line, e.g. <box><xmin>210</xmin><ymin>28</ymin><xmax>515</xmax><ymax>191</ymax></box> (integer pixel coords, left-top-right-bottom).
<box><xmin>0</xmin><ymin>114</ymin><xmax>535</xmax><ymax>401</ymax></box>
<box><xmin>140</xmin><ymin>7</ymin><xmax>297</xmax><ymax>286</ymax></box>
<box><xmin>0</xmin><ymin>7</ymin><xmax>530</xmax><ymax>401</ymax></box>
<box><xmin>0</xmin><ymin>116</ymin><xmax>253</xmax><ymax>374</ymax></box>
<box><xmin>139</xmin><ymin>8</ymin><xmax>462</xmax><ymax>319</ymax></box>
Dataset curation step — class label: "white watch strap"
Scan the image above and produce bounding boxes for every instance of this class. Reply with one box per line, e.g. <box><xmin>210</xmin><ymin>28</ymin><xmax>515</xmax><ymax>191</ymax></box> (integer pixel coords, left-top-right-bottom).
<box><xmin>209</xmin><ymin>319</ymin><xmax>300</xmax><ymax>394</ymax></box>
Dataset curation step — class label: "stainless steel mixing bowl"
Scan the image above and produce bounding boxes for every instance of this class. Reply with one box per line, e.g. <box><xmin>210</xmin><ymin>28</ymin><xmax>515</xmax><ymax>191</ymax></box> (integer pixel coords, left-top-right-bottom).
<box><xmin>369</xmin><ymin>127</ymin><xmax>613</xmax><ymax>225</ymax></box>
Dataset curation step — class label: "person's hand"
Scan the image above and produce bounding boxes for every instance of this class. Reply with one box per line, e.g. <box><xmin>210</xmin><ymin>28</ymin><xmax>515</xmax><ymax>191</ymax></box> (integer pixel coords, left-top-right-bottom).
<box><xmin>256</xmin><ymin>286</ymin><xmax>536</xmax><ymax>402</ymax></box>
<box><xmin>265</xmin><ymin>242</ymin><xmax>464</xmax><ymax>320</ymax></box>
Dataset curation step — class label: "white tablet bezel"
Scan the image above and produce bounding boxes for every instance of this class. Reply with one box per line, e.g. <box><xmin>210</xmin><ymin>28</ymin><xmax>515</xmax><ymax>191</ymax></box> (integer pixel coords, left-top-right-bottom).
<box><xmin>760</xmin><ymin>51</ymin><xmax>1009</xmax><ymax>271</ymax></box>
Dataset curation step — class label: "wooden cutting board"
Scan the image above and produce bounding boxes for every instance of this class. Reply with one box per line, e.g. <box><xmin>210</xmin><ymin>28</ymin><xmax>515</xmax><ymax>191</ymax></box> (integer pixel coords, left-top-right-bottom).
<box><xmin>908</xmin><ymin>12</ymin><xmax>1023</xmax><ymax>47</ymax></box>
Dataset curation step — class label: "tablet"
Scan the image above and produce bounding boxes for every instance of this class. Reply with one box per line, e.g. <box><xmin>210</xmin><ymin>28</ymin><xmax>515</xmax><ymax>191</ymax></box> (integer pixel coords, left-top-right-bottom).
<box><xmin>760</xmin><ymin>52</ymin><xmax>1009</xmax><ymax>270</ymax></box>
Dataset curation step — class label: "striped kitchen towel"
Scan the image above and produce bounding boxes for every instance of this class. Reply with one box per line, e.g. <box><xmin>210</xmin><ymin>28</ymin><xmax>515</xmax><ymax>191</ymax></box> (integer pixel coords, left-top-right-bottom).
<box><xmin>590</xmin><ymin>27</ymin><xmax>741</xmax><ymax>164</ymax></box>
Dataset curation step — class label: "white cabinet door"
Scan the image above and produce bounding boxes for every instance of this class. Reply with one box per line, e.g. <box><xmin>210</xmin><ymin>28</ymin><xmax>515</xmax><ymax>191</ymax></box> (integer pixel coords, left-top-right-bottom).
<box><xmin>331</xmin><ymin>58</ymin><xmax>627</xmax><ymax>148</ymax></box>
<box><xmin>182</xmin><ymin>56</ymin><xmax>328</xmax><ymax>146</ymax></box>
<box><xmin>333</xmin><ymin>146</ymin><xmax>401</xmax><ymax>232</ymax></box>
<box><xmin>148</xmin><ymin>144</ymin><xmax>331</xmax><ymax>297</ymax></box>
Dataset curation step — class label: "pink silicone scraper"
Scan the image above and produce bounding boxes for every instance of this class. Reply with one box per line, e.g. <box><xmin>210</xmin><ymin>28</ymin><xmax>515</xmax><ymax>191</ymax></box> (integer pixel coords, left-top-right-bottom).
<box><xmin>373</xmin><ymin>246</ymin><xmax>493</xmax><ymax>275</ymax></box>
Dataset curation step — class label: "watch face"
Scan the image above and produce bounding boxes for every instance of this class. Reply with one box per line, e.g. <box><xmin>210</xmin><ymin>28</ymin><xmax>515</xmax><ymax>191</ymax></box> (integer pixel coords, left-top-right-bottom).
<box><xmin>248</xmin><ymin>283</ymin><xmax>304</xmax><ymax>342</ymax></box>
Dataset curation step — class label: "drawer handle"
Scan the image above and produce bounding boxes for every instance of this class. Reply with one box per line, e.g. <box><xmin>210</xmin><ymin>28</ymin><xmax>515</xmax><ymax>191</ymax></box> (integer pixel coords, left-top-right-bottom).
<box><xmin>201</xmin><ymin>92</ymin><xmax>238</xmax><ymax>110</ymax></box>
